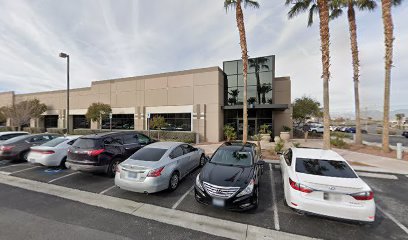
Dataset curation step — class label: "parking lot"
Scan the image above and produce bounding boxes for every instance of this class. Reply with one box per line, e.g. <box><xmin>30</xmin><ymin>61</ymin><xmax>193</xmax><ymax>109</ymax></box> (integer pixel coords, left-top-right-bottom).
<box><xmin>0</xmin><ymin>159</ymin><xmax>407</xmax><ymax>240</ymax></box>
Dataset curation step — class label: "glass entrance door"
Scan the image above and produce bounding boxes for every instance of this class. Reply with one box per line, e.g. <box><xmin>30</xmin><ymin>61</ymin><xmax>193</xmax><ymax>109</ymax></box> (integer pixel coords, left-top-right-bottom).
<box><xmin>238</xmin><ymin>118</ymin><xmax>257</xmax><ymax>138</ymax></box>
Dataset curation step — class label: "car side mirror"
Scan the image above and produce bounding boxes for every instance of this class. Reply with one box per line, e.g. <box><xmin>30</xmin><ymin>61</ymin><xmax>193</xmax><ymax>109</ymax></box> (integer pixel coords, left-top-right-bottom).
<box><xmin>257</xmin><ymin>160</ymin><xmax>265</xmax><ymax>166</ymax></box>
<box><xmin>277</xmin><ymin>151</ymin><xmax>283</xmax><ymax>155</ymax></box>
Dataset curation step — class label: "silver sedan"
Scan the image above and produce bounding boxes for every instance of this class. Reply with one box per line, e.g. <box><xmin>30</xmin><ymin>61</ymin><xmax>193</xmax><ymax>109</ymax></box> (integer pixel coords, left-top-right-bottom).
<box><xmin>115</xmin><ymin>142</ymin><xmax>206</xmax><ymax>194</ymax></box>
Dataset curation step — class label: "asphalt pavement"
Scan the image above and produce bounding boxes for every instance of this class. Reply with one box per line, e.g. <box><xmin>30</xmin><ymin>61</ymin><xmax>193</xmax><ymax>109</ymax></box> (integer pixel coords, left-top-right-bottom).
<box><xmin>0</xmin><ymin>160</ymin><xmax>407</xmax><ymax>240</ymax></box>
<box><xmin>362</xmin><ymin>134</ymin><xmax>408</xmax><ymax>146</ymax></box>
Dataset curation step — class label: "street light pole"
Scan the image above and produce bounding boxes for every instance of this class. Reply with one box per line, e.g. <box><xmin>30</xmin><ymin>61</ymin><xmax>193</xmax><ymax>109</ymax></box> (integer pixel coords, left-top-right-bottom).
<box><xmin>59</xmin><ymin>52</ymin><xmax>70</xmax><ymax>133</ymax></box>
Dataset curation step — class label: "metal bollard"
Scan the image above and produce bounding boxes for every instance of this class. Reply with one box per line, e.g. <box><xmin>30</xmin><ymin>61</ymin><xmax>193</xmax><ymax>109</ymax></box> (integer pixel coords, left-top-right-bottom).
<box><xmin>397</xmin><ymin>143</ymin><xmax>402</xmax><ymax>160</ymax></box>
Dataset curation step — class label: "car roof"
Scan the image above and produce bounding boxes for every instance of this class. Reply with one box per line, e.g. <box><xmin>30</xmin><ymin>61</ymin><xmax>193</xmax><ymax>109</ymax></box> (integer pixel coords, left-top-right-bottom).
<box><xmin>81</xmin><ymin>131</ymin><xmax>139</xmax><ymax>139</ymax></box>
<box><xmin>291</xmin><ymin>148</ymin><xmax>345</xmax><ymax>161</ymax></box>
<box><xmin>0</xmin><ymin>131</ymin><xmax>28</xmax><ymax>135</ymax></box>
<box><xmin>145</xmin><ymin>141</ymin><xmax>184</xmax><ymax>149</ymax></box>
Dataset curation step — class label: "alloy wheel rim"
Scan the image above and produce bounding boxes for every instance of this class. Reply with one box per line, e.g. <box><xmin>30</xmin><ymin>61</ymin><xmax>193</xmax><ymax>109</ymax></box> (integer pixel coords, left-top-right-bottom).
<box><xmin>171</xmin><ymin>175</ymin><xmax>178</xmax><ymax>189</ymax></box>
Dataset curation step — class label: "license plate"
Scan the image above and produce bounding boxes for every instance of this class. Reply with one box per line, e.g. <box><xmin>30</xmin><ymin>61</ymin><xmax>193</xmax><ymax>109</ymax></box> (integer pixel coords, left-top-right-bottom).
<box><xmin>324</xmin><ymin>192</ymin><xmax>342</xmax><ymax>201</ymax></box>
<box><xmin>212</xmin><ymin>198</ymin><xmax>225</xmax><ymax>207</ymax></box>
<box><xmin>127</xmin><ymin>171</ymin><xmax>139</xmax><ymax>179</ymax></box>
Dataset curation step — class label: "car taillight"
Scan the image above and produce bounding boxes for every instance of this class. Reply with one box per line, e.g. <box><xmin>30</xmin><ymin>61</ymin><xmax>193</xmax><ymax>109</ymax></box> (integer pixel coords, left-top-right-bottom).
<box><xmin>289</xmin><ymin>178</ymin><xmax>313</xmax><ymax>193</ymax></box>
<box><xmin>0</xmin><ymin>146</ymin><xmax>14</xmax><ymax>151</ymax></box>
<box><xmin>87</xmin><ymin>149</ymin><xmax>105</xmax><ymax>157</ymax></box>
<box><xmin>32</xmin><ymin>149</ymin><xmax>55</xmax><ymax>154</ymax></box>
<box><xmin>147</xmin><ymin>167</ymin><xmax>165</xmax><ymax>177</ymax></box>
<box><xmin>351</xmin><ymin>191</ymin><xmax>374</xmax><ymax>201</ymax></box>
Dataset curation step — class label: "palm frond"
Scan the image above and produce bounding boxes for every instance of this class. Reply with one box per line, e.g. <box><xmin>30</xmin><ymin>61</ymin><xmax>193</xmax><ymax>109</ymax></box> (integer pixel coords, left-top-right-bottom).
<box><xmin>244</xmin><ymin>0</ymin><xmax>260</xmax><ymax>9</ymax></box>
<box><xmin>224</xmin><ymin>0</ymin><xmax>237</xmax><ymax>12</ymax></box>
<box><xmin>329</xmin><ymin>8</ymin><xmax>343</xmax><ymax>20</ymax></box>
<box><xmin>392</xmin><ymin>0</ymin><xmax>402</xmax><ymax>6</ymax></box>
<box><xmin>307</xmin><ymin>4</ymin><xmax>319</xmax><ymax>27</ymax></box>
<box><xmin>288</xmin><ymin>0</ymin><xmax>313</xmax><ymax>19</ymax></box>
<box><xmin>357</xmin><ymin>0</ymin><xmax>377</xmax><ymax>11</ymax></box>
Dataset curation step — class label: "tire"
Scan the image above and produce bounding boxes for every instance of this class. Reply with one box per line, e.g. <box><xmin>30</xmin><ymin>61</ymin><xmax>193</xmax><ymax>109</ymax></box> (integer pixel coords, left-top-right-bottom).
<box><xmin>199</xmin><ymin>154</ymin><xmax>206</xmax><ymax>167</ymax></box>
<box><xmin>168</xmin><ymin>172</ymin><xmax>179</xmax><ymax>191</ymax></box>
<box><xmin>107</xmin><ymin>158</ymin><xmax>121</xmax><ymax>178</ymax></box>
<box><xmin>59</xmin><ymin>157</ymin><xmax>67</xmax><ymax>169</ymax></box>
<box><xmin>312</xmin><ymin>130</ymin><xmax>317</xmax><ymax>134</ymax></box>
<box><xmin>21</xmin><ymin>151</ymin><xmax>29</xmax><ymax>162</ymax></box>
<box><xmin>252</xmin><ymin>186</ymin><xmax>259</xmax><ymax>210</ymax></box>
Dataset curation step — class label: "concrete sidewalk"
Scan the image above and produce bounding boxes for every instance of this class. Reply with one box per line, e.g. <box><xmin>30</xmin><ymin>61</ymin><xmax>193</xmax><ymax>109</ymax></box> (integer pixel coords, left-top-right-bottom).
<box><xmin>196</xmin><ymin>139</ymin><xmax>408</xmax><ymax>175</ymax></box>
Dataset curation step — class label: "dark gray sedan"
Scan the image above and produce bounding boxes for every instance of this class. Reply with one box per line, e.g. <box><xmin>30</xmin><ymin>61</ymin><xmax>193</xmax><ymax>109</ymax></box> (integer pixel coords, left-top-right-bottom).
<box><xmin>0</xmin><ymin>133</ymin><xmax>60</xmax><ymax>161</ymax></box>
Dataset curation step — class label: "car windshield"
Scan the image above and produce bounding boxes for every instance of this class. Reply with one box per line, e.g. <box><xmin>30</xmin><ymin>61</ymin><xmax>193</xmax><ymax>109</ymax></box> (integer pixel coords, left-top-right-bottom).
<box><xmin>210</xmin><ymin>149</ymin><xmax>252</xmax><ymax>167</ymax></box>
<box><xmin>295</xmin><ymin>158</ymin><xmax>357</xmax><ymax>178</ymax></box>
<box><xmin>72</xmin><ymin>138</ymin><xmax>101</xmax><ymax>149</ymax></box>
<box><xmin>129</xmin><ymin>147</ymin><xmax>167</xmax><ymax>162</ymax></box>
<box><xmin>1</xmin><ymin>135</ymin><xmax>29</xmax><ymax>144</ymax></box>
<box><xmin>41</xmin><ymin>137</ymin><xmax>68</xmax><ymax>147</ymax></box>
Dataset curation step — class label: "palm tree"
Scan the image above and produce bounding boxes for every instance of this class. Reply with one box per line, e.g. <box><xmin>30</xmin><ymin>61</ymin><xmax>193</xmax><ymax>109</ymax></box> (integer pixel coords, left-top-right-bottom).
<box><xmin>249</xmin><ymin>57</ymin><xmax>269</xmax><ymax>104</ymax></box>
<box><xmin>286</xmin><ymin>0</ymin><xmax>332</xmax><ymax>149</ymax></box>
<box><xmin>224</xmin><ymin>0</ymin><xmax>259</xmax><ymax>144</ymax></box>
<box><xmin>330</xmin><ymin>0</ymin><xmax>377</xmax><ymax>146</ymax></box>
<box><xmin>381</xmin><ymin>0</ymin><xmax>401</xmax><ymax>152</ymax></box>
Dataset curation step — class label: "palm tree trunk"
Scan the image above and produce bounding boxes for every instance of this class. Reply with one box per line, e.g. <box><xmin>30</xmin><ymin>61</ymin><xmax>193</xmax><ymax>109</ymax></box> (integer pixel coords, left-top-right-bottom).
<box><xmin>317</xmin><ymin>0</ymin><xmax>331</xmax><ymax>150</ymax></box>
<box><xmin>381</xmin><ymin>0</ymin><xmax>393</xmax><ymax>153</ymax></box>
<box><xmin>236</xmin><ymin>0</ymin><xmax>249</xmax><ymax>144</ymax></box>
<box><xmin>347</xmin><ymin>3</ymin><xmax>362</xmax><ymax>145</ymax></box>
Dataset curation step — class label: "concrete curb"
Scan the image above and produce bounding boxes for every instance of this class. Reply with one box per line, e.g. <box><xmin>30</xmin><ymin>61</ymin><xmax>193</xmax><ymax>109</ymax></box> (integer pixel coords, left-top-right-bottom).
<box><xmin>0</xmin><ymin>174</ymin><xmax>319</xmax><ymax>240</ymax></box>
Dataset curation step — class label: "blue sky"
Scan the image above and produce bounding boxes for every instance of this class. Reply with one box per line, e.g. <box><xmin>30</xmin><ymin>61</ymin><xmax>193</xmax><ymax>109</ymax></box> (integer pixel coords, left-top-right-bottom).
<box><xmin>0</xmin><ymin>0</ymin><xmax>406</xmax><ymax>113</ymax></box>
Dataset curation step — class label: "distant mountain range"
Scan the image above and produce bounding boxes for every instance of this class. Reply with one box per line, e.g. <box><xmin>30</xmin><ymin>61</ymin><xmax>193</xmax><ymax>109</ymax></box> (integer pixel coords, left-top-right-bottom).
<box><xmin>331</xmin><ymin>109</ymin><xmax>408</xmax><ymax>120</ymax></box>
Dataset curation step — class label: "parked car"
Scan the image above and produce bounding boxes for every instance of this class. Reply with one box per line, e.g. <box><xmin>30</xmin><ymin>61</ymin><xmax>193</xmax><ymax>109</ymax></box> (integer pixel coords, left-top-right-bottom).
<box><xmin>280</xmin><ymin>147</ymin><xmax>375</xmax><ymax>223</ymax></box>
<box><xmin>66</xmin><ymin>132</ymin><xmax>155</xmax><ymax>177</ymax></box>
<box><xmin>329</xmin><ymin>126</ymin><xmax>337</xmax><ymax>132</ymax></box>
<box><xmin>0</xmin><ymin>133</ymin><xmax>60</xmax><ymax>161</ymax></box>
<box><xmin>0</xmin><ymin>131</ymin><xmax>29</xmax><ymax>144</ymax></box>
<box><xmin>402</xmin><ymin>131</ymin><xmax>408</xmax><ymax>138</ymax></box>
<box><xmin>27</xmin><ymin>135</ymin><xmax>81</xmax><ymax>167</ymax></box>
<box><xmin>195</xmin><ymin>142</ymin><xmax>265</xmax><ymax>211</ymax></box>
<box><xmin>345</xmin><ymin>127</ymin><xmax>368</xmax><ymax>134</ymax></box>
<box><xmin>309</xmin><ymin>126</ymin><xmax>324</xmax><ymax>134</ymax></box>
<box><xmin>115</xmin><ymin>142</ymin><xmax>206</xmax><ymax>193</ymax></box>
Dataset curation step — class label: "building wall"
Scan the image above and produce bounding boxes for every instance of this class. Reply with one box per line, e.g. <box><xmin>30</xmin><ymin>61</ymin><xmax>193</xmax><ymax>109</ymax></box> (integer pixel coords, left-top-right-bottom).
<box><xmin>273</xmin><ymin>77</ymin><xmax>292</xmax><ymax>137</ymax></box>
<box><xmin>0</xmin><ymin>67</ymin><xmax>225</xmax><ymax>142</ymax></box>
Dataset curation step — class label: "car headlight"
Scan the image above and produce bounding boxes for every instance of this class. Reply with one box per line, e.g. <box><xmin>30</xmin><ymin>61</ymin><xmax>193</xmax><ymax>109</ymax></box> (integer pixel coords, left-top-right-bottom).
<box><xmin>196</xmin><ymin>174</ymin><xmax>204</xmax><ymax>191</ymax></box>
<box><xmin>236</xmin><ymin>179</ymin><xmax>255</xmax><ymax>197</ymax></box>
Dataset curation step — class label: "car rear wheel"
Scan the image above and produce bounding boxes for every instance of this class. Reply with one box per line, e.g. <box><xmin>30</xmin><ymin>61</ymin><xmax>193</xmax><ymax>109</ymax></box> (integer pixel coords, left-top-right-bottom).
<box><xmin>168</xmin><ymin>172</ymin><xmax>179</xmax><ymax>191</ymax></box>
<box><xmin>107</xmin><ymin>158</ymin><xmax>121</xmax><ymax>178</ymax></box>
<box><xmin>59</xmin><ymin>157</ymin><xmax>67</xmax><ymax>169</ymax></box>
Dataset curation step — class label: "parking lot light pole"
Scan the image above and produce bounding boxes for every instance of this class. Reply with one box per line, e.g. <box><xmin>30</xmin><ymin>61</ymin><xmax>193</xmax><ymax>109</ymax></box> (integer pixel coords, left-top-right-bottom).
<box><xmin>59</xmin><ymin>52</ymin><xmax>70</xmax><ymax>133</ymax></box>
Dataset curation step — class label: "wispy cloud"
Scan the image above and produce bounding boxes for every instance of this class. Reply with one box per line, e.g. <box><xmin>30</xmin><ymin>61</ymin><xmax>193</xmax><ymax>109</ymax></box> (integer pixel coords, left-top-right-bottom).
<box><xmin>0</xmin><ymin>0</ymin><xmax>406</xmax><ymax>112</ymax></box>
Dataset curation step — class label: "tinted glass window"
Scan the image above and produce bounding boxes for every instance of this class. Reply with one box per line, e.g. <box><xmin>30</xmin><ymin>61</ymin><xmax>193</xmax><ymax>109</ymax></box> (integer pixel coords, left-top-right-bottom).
<box><xmin>2</xmin><ymin>135</ymin><xmax>29</xmax><ymax>144</ymax></box>
<box><xmin>295</xmin><ymin>158</ymin><xmax>357</xmax><ymax>178</ymax></box>
<box><xmin>130</xmin><ymin>148</ymin><xmax>167</xmax><ymax>162</ymax></box>
<box><xmin>182</xmin><ymin>144</ymin><xmax>194</xmax><ymax>154</ymax></box>
<box><xmin>137</xmin><ymin>134</ymin><xmax>150</xmax><ymax>144</ymax></box>
<box><xmin>0</xmin><ymin>135</ymin><xmax>10</xmax><ymax>140</ymax></box>
<box><xmin>123</xmin><ymin>134</ymin><xmax>139</xmax><ymax>144</ymax></box>
<box><xmin>170</xmin><ymin>147</ymin><xmax>184</xmax><ymax>159</ymax></box>
<box><xmin>284</xmin><ymin>149</ymin><xmax>292</xmax><ymax>166</ymax></box>
<box><xmin>42</xmin><ymin>137</ymin><xmax>67</xmax><ymax>147</ymax></box>
<box><xmin>31</xmin><ymin>136</ymin><xmax>47</xmax><ymax>142</ymax></box>
<box><xmin>72</xmin><ymin>138</ymin><xmax>102</xmax><ymax>149</ymax></box>
<box><xmin>224</xmin><ymin>61</ymin><xmax>237</xmax><ymax>75</ymax></box>
<box><xmin>210</xmin><ymin>149</ymin><xmax>253</xmax><ymax>167</ymax></box>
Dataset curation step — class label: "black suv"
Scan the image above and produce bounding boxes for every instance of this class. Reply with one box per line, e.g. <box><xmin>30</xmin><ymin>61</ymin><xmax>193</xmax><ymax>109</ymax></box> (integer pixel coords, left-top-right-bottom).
<box><xmin>66</xmin><ymin>132</ymin><xmax>155</xmax><ymax>177</ymax></box>
<box><xmin>195</xmin><ymin>142</ymin><xmax>265</xmax><ymax>211</ymax></box>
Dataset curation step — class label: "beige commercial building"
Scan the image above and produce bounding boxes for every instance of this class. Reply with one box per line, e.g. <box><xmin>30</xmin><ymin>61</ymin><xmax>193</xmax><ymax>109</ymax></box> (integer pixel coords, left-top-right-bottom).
<box><xmin>0</xmin><ymin>55</ymin><xmax>291</xmax><ymax>142</ymax></box>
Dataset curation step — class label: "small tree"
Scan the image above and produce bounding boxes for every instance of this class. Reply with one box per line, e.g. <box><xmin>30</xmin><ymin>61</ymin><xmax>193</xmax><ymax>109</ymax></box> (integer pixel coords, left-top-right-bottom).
<box><xmin>292</xmin><ymin>96</ymin><xmax>321</xmax><ymax>128</ymax></box>
<box><xmin>85</xmin><ymin>103</ymin><xmax>112</xmax><ymax>129</ymax></box>
<box><xmin>224</xmin><ymin>125</ymin><xmax>237</xmax><ymax>141</ymax></box>
<box><xmin>395</xmin><ymin>113</ymin><xmax>405</xmax><ymax>129</ymax></box>
<box><xmin>3</xmin><ymin>99</ymin><xmax>47</xmax><ymax>130</ymax></box>
<box><xmin>150</xmin><ymin>116</ymin><xmax>167</xmax><ymax>140</ymax></box>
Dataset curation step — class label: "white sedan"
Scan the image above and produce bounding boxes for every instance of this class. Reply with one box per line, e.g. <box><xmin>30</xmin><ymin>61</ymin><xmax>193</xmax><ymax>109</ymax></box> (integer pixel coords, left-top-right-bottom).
<box><xmin>280</xmin><ymin>147</ymin><xmax>375</xmax><ymax>223</ymax></box>
<box><xmin>28</xmin><ymin>136</ymin><xmax>81</xmax><ymax>167</ymax></box>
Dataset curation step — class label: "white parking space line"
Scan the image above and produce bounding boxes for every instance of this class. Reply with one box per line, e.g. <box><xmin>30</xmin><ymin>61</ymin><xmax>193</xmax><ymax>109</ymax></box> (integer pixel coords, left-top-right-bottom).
<box><xmin>377</xmin><ymin>205</ymin><xmax>408</xmax><ymax>235</ymax></box>
<box><xmin>357</xmin><ymin>172</ymin><xmax>398</xmax><ymax>180</ymax></box>
<box><xmin>172</xmin><ymin>185</ymin><xmax>195</xmax><ymax>209</ymax></box>
<box><xmin>269</xmin><ymin>164</ymin><xmax>280</xmax><ymax>231</ymax></box>
<box><xmin>48</xmin><ymin>172</ymin><xmax>80</xmax><ymax>183</ymax></box>
<box><xmin>99</xmin><ymin>185</ymin><xmax>117</xmax><ymax>195</ymax></box>
<box><xmin>0</xmin><ymin>163</ymin><xmax>28</xmax><ymax>170</ymax></box>
<box><xmin>8</xmin><ymin>166</ymin><xmax>41</xmax><ymax>175</ymax></box>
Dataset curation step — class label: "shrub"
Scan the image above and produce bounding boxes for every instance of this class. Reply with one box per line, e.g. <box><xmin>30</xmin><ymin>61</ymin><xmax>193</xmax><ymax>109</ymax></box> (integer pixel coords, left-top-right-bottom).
<box><xmin>23</xmin><ymin>127</ymin><xmax>45</xmax><ymax>134</ymax></box>
<box><xmin>224</xmin><ymin>125</ymin><xmax>236</xmax><ymax>141</ymax></box>
<box><xmin>72</xmin><ymin>129</ymin><xmax>110</xmax><ymax>135</ymax></box>
<box><xmin>282</xmin><ymin>125</ymin><xmax>292</xmax><ymax>132</ymax></box>
<box><xmin>292</xmin><ymin>142</ymin><xmax>301</xmax><ymax>148</ymax></box>
<box><xmin>259</xmin><ymin>124</ymin><xmax>271</xmax><ymax>134</ymax></box>
<box><xmin>274</xmin><ymin>137</ymin><xmax>285</xmax><ymax>153</ymax></box>
<box><xmin>376</xmin><ymin>129</ymin><xmax>397</xmax><ymax>135</ymax></box>
<box><xmin>0</xmin><ymin>126</ymin><xmax>13</xmax><ymax>132</ymax></box>
<box><xmin>331</xmin><ymin>138</ymin><xmax>348</xmax><ymax>149</ymax></box>
<box><xmin>47</xmin><ymin>128</ymin><xmax>67</xmax><ymax>134</ymax></box>
<box><xmin>140</xmin><ymin>130</ymin><xmax>196</xmax><ymax>143</ymax></box>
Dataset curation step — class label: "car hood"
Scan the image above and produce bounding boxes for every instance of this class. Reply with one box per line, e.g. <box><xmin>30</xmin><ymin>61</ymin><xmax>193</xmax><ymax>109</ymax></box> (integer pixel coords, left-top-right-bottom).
<box><xmin>200</xmin><ymin>163</ymin><xmax>253</xmax><ymax>188</ymax></box>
